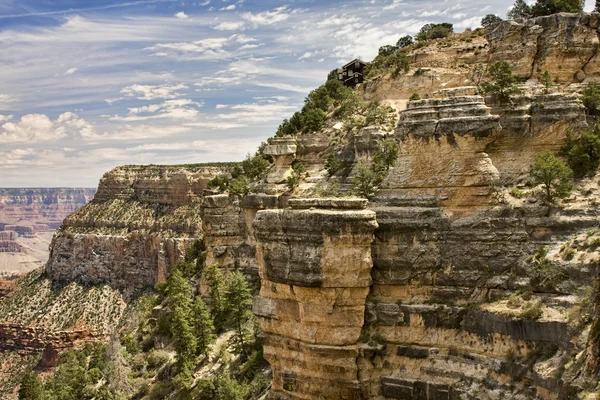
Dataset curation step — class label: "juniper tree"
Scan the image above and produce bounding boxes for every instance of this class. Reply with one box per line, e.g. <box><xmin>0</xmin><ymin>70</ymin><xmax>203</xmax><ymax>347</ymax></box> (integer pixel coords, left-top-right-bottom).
<box><xmin>508</xmin><ymin>0</ymin><xmax>532</xmax><ymax>19</ymax></box>
<box><xmin>531</xmin><ymin>150</ymin><xmax>573</xmax><ymax>202</ymax></box>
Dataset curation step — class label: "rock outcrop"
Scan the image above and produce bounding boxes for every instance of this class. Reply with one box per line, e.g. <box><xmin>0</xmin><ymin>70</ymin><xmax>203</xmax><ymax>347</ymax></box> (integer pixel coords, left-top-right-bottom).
<box><xmin>46</xmin><ymin>165</ymin><xmax>226</xmax><ymax>290</ymax></box>
<box><xmin>253</xmin><ymin>199</ymin><xmax>378</xmax><ymax>399</ymax></box>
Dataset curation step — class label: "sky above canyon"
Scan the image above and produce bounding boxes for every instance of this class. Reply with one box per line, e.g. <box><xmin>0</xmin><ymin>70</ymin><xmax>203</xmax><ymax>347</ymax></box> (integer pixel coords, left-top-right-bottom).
<box><xmin>0</xmin><ymin>0</ymin><xmax>596</xmax><ymax>187</ymax></box>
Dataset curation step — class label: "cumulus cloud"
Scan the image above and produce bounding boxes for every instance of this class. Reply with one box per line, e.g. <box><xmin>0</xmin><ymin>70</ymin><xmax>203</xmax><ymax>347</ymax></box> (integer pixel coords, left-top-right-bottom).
<box><xmin>175</xmin><ymin>11</ymin><xmax>190</xmax><ymax>19</ymax></box>
<box><xmin>0</xmin><ymin>112</ymin><xmax>95</xmax><ymax>144</ymax></box>
<box><xmin>64</xmin><ymin>67</ymin><xmax>78</xmax><ymax>75</ymax></box>
<box><xmin>220</xmin><ymin>4</ymin><xmax>236</xmax><ymax>11</ymax></box>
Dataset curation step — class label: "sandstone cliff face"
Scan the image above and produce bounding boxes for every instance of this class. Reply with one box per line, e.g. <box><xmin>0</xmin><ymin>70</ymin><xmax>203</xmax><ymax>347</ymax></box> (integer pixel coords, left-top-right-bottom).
<box><xmin>46</xmin><ymin>165</ymin><xmax>225</xmax><ymax>290</ymax></box>
<box><xmin>34</xmin><ymin>13</ymin><xmax>600</xmax><ymax>400</ymax></box>
<box><xmin>253</xmin><ymin>199</ymin><xmax>378</xmax><ymax>399</ymax></box>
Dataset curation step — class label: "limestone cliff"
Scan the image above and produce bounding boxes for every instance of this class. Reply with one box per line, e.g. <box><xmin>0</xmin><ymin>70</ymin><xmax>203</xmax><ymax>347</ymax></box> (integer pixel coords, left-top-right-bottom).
<box><xmin>19</xmin><ymin>12</ymin><xmax>600</xmax><ymax>400</ymax></box>
<box><xmin>46</xmin><ymin>164</ymin><xmax>226</xmax><ymax>291</ymax></box>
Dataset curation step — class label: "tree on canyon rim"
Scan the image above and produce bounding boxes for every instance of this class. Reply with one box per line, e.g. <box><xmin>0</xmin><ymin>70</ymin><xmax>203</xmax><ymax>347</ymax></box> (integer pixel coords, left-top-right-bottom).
<box><xmin>18</xmin><ymin>371</ymin><xmax>44</xmax><ymax>400</ymax></box>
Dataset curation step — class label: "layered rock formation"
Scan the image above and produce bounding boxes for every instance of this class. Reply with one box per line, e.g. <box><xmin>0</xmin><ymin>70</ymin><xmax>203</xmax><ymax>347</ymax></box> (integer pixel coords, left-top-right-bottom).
<box><xmin>254</xmin><ymin>199</ymin><xmax>378</xmax><ymax>399</ymax></box>
<box><xmin>46</xmin><ymin>165</ymin><xmax>227</xmax><ymax>291</ymax></box>
<box><xmin>30</xmin><ymin>12</ymin><xmax>600</xmax><ymax>400</ymax></box>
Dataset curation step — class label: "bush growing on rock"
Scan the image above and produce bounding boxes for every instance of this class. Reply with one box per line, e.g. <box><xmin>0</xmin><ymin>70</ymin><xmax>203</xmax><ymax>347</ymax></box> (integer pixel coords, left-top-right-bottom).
<box><xmin>582</xmin><ymin>81</ymin><xmax>600</xmax><ymax>115</ymax></box>
<box><xmin>562</xmin><ymin>124</ymin><xmax>600</xmax><ymax>178</ymax></box>
<box><xmin>480</xmin><ymin>61</ymin><xmax>521</xmax><ymax>103</ymax></box>
<box><xmin>415</xmin><ymin>23</ymin><xmax>454</xmax><ymax>41</ymax></box>
<box><xmin>530</xmin><ymin>150</ymin><xmax>573</xmax><ymax>202</ymax></box>
<box><xmin>531</xmin><ymin>0</ymin><xmax>584</xmax><ymax>16</ymax></box>
<box><xmin>352</xmin><ymin>162</ymin><xmax>379</xmax><ymax>198</ymax></box>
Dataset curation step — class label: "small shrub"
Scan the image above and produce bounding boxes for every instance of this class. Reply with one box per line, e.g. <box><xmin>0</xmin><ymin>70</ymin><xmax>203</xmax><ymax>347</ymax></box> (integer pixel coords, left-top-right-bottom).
<box><xmin>583</xmin><ymin>81</ymin><xmax>600</xmax><ymax>115</ymax></box>
<box><xmin>409</xmin><ymin>93</ymin><xmax>421</xmax><ymax>101</ymax></box>
<box><xmin>509</xmin><ymin>187</ymin><xmax>525</xmax><ymax>198</ymax></box>
<box><xmin>521</xmin><ymin>301</ymin><xmax>543</xmax><ymax>320</ymax></box>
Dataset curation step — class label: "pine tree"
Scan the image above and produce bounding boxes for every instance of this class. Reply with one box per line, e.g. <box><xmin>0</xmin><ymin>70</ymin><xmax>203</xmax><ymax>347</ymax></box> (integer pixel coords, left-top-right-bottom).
<box><xmin>192</xmin><ymin>297</ymin><xmax>216</xmax><ymax>357</ymax></box>
<box><xmin>596</xmin><ymin>0</ymin><xmax>600</xmax><ymax>12</ymax></box>
<box><xmin>167</xmin><ymin>268</ymin><xmax>197</xmax><ymax>386</ymax></box>
<box><xmin>224</xmin><ymin>271</ymin><xmax>254</xmax><ymax>359</ymax></box>
<box><xmin>18</xmin><ymin>371</ymin><xmax>44</xmax><ymax>400</ymax></box>
<box><xmin>508</xmin><ymin>0</ymin><xmax>532</xmax><ymax>19</ymax></box>
<box><xmin>204</xmin><ymin>264</ymin><xmax>227</xmax><ymax>332</ymax></box>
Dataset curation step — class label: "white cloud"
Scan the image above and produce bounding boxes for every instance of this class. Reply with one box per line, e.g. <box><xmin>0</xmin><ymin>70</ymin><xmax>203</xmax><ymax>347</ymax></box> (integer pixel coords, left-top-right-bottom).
<box><xmin>0</xmin><ymin>94</ymin><xmax>17</xmax><ymax>108</ymax></box>
<box><xmin>298</xmin><ymin>52</ymin><xmax>312</xmax><ymax>60</ymax></box>
<box><xmin>214</xmin><ymin>21</ymin><xmax>245</xmax><ymax>30</ymax></box>
<box><xmin>383</xmin><ymin>0</ymin><xmax>404</xmax><ymax>10</ymax></box>
<box><xmin>110</xmin><ymin>99</ymin><xmax>204</xmax><ymax>122</ymax></box>
<box><xmin>0</xmin><ymin>115</ymin><xmax>13</xmax><ymax>123</ymax></box>
<box><xmin>119</xmin><ymin>83</ymin><xmax>189</xmax><ymax>100</ymax></box>
<box><xmin>64</xmin><ymin>67</ymin><xmax>78</xmax><ymax>75</ymax></box>
<box><xmin>0</xmin><ymin>112</ymin><xmax>95</xmax><ymax>144</ymax></box>
<box><xmin>175</xmin><ymin>11</ymin><xmax>190</xmax><ymax>19</ymax></box>
<box><xmin>220</xmin><ymin>5</ymin><xmax>236</xmax><ymax>10</ymax></box>
<box><xmin>145</xmin><ymin>37</ymin><xmax>231</xmax><ymax>59</ymax></box>
<box><xmin>242</xmin><ymin>6</ymin><xmax>291</xmax><ymax>26</ymax></box>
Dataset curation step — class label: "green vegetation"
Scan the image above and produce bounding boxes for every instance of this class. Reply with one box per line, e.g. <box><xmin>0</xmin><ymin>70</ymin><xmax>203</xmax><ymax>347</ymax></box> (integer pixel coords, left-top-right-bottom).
<box><xmin>208</xmin><ymin>151</ymin><xmax>271</xmax><ymax>195</ymax></box>
<box><xmin>542</xmin><ymin>70</ymin><xmax>552</xmax><ymax>93</ymax></box>
<box><xmin>508</xmin><ymin>0</ymin><xmax>533</xmax><ymax>18</ymax></box>
<box><xmin>366</xmin><ymin>50</ymin><xmax>411</xmax><ymax>78</ymax></box>
<box><xmin>18</xmin><ymin>371</ymin><xmax>44</xmax><ymax>400</ymax></box>
<box><xmin>286</xmin><ymin>162</ymin><xmax>306</xmax><ymax>192</ymax></box>
<box><xmin>530</xmin><ymin>150</ymin><xmax>573</xmax><ymax>202</ymax></box>
<box><xmin>481</xmin><ymin>14</ymin><xmax>503</xmax><ymax>27</ymax></box>
<box><xmin>276</xmin><ymin>78</ymin><xmax>355</xmax><ymax>136</ymax></box>
<box><xmin>582</xmin><ymin>81</ymin><xmax>600</xmax><ymax>115</ymax></box>
<box><xmin>562</xmin><ymin>123</ymin><xmax>600</xmax><ymax>178</ymax></box>
<box><xmin>20</xmin><ymin>241</ymin><xmax>268</xmax><ymax>400</ymax></box>
<box><xmin>529</xmin><ymin>247</ymin><xmax>564</xmax><ymax>292</ymax></box>
<box><xmin>325</xmin><ymin>153</ymin><xmax>347</xmax><ymax>176</ymax></box>
<box><xmin>480</xmin><ymin>61</ymin><xmax>521</xmax><ymax>103</ymax></box>
<box><xmin>409</xmin><ymin>92</ymin><xmax>421</xmax><ymax>101</ymax></box>
<box><xmin>508</xmin><ymin>0</ymin><xmax>583</xmax><ymax>18</ymax></box>
<box><xmin>396</xmin><ymin>35</ymin><xmax>413</xmax><ymax>48</ymax></box>
<box><xmin>521</xmin><ymin>301</ymin><xmax>544</xmax><ymax>320</ymax></box>
<box><xmin>224</xmin><ymin>272</ymin><xmax>254</xmax><ymax>359</ymax></box>
<box><xmin>204</xmin><ymin>263</ymin><xmax>227</xmax><ymax>332</ymax></box>
<box><xmin>415</xmin><ymin>23</ymin><xmax>454</xmax><ymax>41</ymax></box>
<box><xmin>352</xmin><ymin>139</ymin><xmax>399</xmax><ymax>198</ymax></box>
<box><xmin>509</xmin><ymin>187</ymin><xmax>526</xmax><ymax>198</ymax></box>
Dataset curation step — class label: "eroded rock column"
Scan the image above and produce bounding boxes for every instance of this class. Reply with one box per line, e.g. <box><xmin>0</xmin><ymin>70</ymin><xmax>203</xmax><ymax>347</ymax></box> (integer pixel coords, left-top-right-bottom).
<box><xmin>253</xmin><ymin>198</ymin><xmax>378</xmax><ymax>399</ymax></box>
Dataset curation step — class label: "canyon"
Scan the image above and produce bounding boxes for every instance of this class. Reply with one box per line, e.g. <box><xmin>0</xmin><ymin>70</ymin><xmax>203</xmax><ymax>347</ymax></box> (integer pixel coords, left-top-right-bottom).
<box><xmin>3</xmin><ymin>12</ymin><xmax>600</xmax><ymax>400</ymax></box>
<box><xmin>0</xmin><ymin>188</ymin><xmax>96</xmax><ymax>277</ymax></box>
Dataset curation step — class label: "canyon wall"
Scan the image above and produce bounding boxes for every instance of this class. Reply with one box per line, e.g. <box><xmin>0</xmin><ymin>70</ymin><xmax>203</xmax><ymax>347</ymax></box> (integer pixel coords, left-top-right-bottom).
<box><xmin>46</xmin><ymin>165</ymin><xmax>226</xmax><ymax>291</ymax></box>
<box><xmin>34</xmin><ymin>13</ymin><xmax>600</xmax><ymax>400</ymax></box>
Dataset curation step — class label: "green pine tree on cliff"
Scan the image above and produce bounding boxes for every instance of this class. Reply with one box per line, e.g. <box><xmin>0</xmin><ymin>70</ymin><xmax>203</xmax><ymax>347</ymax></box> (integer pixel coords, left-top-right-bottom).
<box><xmin>18</xmin><ymin>371</ymin><xmax>44</xmax><ymax>400</ymax></box>
<box><xmin>225</xmin><ymin>271</ymin><xmax>254</xmax><ymax>360</ymax></box>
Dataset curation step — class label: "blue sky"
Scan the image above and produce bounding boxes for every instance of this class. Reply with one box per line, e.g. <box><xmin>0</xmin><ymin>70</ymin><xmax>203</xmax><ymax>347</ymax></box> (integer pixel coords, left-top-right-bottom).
<box><xmin>0</xmin><ymin>0</ymin><xmax>595</xmax><ymax>187</ymax></box>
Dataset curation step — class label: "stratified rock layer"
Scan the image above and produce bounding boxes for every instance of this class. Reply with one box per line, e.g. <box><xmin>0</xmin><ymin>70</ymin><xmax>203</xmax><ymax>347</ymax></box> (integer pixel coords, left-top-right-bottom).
<box><xmin>46</xmin><ymin>165</ymin><xmax>225</xmax><ymax>290</ymax></box>
<box><xmin>253</xmin><ymin>202</ymin><xmax>378</xmax><ymax>399</ymax></box>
